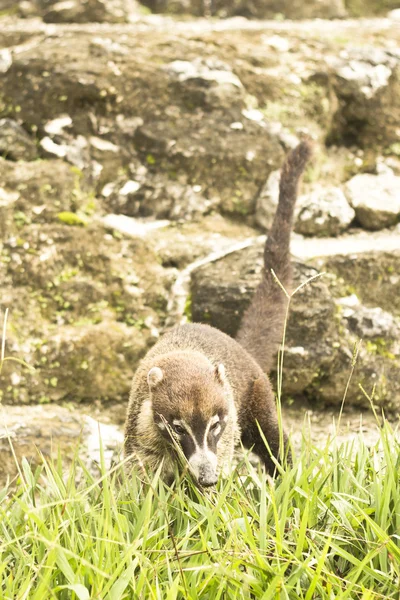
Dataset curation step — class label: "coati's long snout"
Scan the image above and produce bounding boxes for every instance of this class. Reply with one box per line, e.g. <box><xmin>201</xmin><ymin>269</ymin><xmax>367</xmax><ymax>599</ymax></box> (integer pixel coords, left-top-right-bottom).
<box><xmin>124</xmin><ymin>141</ymin><xmax>312</xmax><ymax>487</ymax></box>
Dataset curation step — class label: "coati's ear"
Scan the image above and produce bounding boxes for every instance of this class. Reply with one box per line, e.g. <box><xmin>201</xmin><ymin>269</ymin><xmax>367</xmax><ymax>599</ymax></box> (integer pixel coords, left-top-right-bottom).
<box><xmin>214</xmin><ymin>363</ymin><xmax>226</xmax><ymax>385</ymax></box>
<box><xmin>147</xmin><ymin>367</ymin><xmax>163</xmax><ymax>390</ymax></box>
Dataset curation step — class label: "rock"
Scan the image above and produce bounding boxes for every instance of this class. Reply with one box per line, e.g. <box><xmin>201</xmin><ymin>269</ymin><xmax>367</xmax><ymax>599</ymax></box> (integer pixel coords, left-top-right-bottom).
<box><xmin>0</xmin><ymin>48</ymin><xmax>12</xmax><ymax>73</ymax></box>
<box><xmin>39</xmin><ymin>135</ymin><xmax>91</xmax><ymax>171</ymax></box>
<box><xmin>312</xmin><ymin>248</ymin><xmax>400</xmax><ymax>316</ymax></box>
<box><xmin>150</xmin><ymin>213</ymin><xmax>256</xmax><ymax>269</ymax></box>
<box><xmin>0</xmin><ymin>404</ymin><xmax>124</xmax><ymax>485</ymax></box>
<box><xmin>327</xmin><ymin>48</ymin><xmax>400</xmax><ymax>148</ymax></box>
<box><xmin>0</xmin><ymin>119</ymin><xmax>38</xmax><ymax>161</ymax></box>
<box><xmin>295</xmin><ymin>187</ymin><xmax>355</xmax><ymax>237</ymax></box>
<box><xmin>191</xmin><ymin>242</ymin><xmax>262</xmax><ymax>338</ymax></box>
<box><xmin>257</xmin><ymin>181</ymin><xmax>356</xmax><ymax>238</ymax></box>
<box><xmin>346</xmin><ymin>0</ymin><xmax>400</xmax><ymax>17</ymax></box>
<box><xmin>140</xmin><ymin>0</ymin><xmax>346</xmax><ymax>18</ymax></box>
<box><xmin>341</xmin><ymin>303</ymin><xmax>400</xmax><ymax>340</ymax></box>
<box><xmin>134</xmin><ymin>118</ymin><xmax>284</xmax><ymax>217</ymax></box>
<box><xmin>0</xmin><ymin>221</ymin><xmax>171</xmax><ymax>404</ymax></box>
<box><xmin>40</xmin><ymin>0</ymin><xmax>140</xmax><ymax>23</ymax></box>
<box><xmin>345</xmin><ymin>173</ymin><xmax>400</xmax><ymax>230</ymax></box>
<box><xmin>388</xmin><ymin>8</ymin><xmax>400</xmax><ymax>20</ymax></box>
<box><xmin>270</xmin><ymin>263</ymin><xmax>339</xmax><ymax>397</ymax></box>
<box><xmin>89</xmin><ymin>136</ymin><xmax>126</xmax><ymax>185</ymax></box>
<box><xmin>217</xmin><ymin>0</ymin><xmax>347</xmax><ymax>18</ymax></box>
<box><xmin>30</xmin><ymin>320</ymin><xmax>149</xmax><ymax>403</ymax></box>
<box><xmin>0</xmin><ymin>158</ymin><xmax>92</xmax><ymax>236</ymax></box>
<box><xmin>101</xmin><ymin>214</ymin><xmax>170</xmax><ymax>238</ymax></box>
<box><xmin>44</xmin><ymin>114</ymin><xmax>73</xmax><ymax>136</ymax></box>
<box><xmin>105</xmin><ymin>172</ymin><xmax>219</xmax><ymax>220</ymax></box>
<box><xmin>190</xmin><ymin>245</ymin><xmax>338</xmax><ymax>395</ymax></box>
<box><xmin>165</xmin><ymin>58</ymin><xmax>245</xmax><ymax>111</ymax></box>
<box><xmin>255</xmin><ymin>170</ymin><xmax>280</xmax><ymax>231</ymax></box>
<box><xmin>309</xmin><ymin>343</ymin><xmax>400</xmax><ymax>410</ymax></box>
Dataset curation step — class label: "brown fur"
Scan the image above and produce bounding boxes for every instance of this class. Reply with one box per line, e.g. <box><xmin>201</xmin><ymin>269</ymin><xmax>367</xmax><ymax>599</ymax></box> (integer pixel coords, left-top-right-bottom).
<box><xmin>124</xmin><ymin>140</ymin><xmax>312</xmax><ymax>484</ymax></box>
<box><xmin>236</xmin><ymin>140</ymin><xmax>313</xmax><ymax>371</ymax></box>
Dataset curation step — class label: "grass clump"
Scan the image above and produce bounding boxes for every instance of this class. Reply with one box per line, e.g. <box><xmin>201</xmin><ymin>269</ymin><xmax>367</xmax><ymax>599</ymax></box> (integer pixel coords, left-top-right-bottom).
<box><xmin>1</xmin><ymin>278</ymin><xmax>399</xmax><ymax>598</ymax></box>
<box><xmin>1</xmin><ymin>422</ymin><xmax>400</xmax><ymax>599</ymax></box>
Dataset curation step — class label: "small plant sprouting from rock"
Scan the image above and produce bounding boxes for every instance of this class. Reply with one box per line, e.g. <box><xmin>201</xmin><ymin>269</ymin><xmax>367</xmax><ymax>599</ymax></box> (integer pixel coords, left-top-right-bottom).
<box><xmin>57</xmin><ymin>211</ymin><xmax>88</xmax><ymax>227</ymax></box>
<box><xmin>0</xmin><ymin>308</ymin><xmax>35</xmax><ymax>379</ymax></box>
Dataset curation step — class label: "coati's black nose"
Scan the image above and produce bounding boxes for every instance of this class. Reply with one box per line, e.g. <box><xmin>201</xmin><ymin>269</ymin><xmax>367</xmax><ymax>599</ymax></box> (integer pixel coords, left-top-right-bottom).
<box><xmin>198</xmin><ymin>473</ymin><xmax>218</xmax><ymax>487</ymax></box>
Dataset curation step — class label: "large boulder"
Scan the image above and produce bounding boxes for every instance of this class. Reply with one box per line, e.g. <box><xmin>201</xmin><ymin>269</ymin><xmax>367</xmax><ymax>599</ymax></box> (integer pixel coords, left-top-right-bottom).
<box><xmin>190</xmin><ymin>235</ymin><xmax>400</xmax><ymax>411</ymax></box>
<box><xmin>0</xmin><ymin>221</ymin><xmax>172</xmax><ymax>404</ymax></box>
<box><xmin>190</xmin><ymin>246</ymin><xmax>340</xmax><ymax>396</ymax></box>
<box><xmin>345</xmin><ymin>172</ymin><xmax>400</xmax><ymax>230</ymax></box>
<box><xmin>133</xmin><ymin>118</ymin><xmax>284</xmax><ymax>217</ymax></box>
<box><xmin>314</xmin><ymin>249</ymin><xmax>400</xmax><ymax>315</ymax></box>
<box><xmin>327</xmin><ymin>48</ymin><xmax>400</xmax><ymax>148</ymax></box>
<box><xmin>295</xmin><ymin>187</ymin><xmax>355</xmax><ymax>237</ymax></box>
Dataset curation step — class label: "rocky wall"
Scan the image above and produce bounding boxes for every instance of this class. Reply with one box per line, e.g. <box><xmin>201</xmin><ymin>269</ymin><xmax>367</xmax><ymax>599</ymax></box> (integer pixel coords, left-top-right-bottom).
<box><xmin>0</xmin><ymin>10</ymin><xmax>399</xmax><ymax>412</ymax></box>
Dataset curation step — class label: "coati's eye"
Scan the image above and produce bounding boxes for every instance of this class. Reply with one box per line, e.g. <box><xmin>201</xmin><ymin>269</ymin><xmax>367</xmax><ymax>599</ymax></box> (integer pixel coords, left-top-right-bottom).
<box><xmin>173</xmin><ymin>424</ymin><xmax>186</xmax><ymax>435</ymax></box>
<box><xmin>210</xmin><ymin>421</ymin><xmax>221</xmax><ymax>435</ymax></box>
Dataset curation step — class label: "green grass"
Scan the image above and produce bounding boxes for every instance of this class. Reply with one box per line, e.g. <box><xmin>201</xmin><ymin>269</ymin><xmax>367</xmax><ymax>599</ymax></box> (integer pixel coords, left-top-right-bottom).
<box><xmin>1</xmin><ymin>276</ymin><xmax>400</xmax><ymax>598</ymax></box>
<box><xmin>1</xmin><ymin>421</ymin><xmax>400</xmax><ymax>599</ymax></box>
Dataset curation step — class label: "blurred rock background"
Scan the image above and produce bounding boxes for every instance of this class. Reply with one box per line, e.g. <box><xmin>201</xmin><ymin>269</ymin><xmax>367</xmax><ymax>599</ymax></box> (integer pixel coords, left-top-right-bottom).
<box><xmin>0</xmin><ymin>0</ymin><xmax>399</xmax><ymax>476</ymax></box>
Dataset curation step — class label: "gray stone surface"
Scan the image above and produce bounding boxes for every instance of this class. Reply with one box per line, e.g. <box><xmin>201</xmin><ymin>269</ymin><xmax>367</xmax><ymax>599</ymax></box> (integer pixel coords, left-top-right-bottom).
<box><xmin>165</xmin><ymin>58</ymin><xmax>245</xmax><ymax>110</ymax></box>
<box><xmin>0</xmin><ymin>118</ymin><xmax>38</xmax><ymax>161</ymax></box>
<box><xmin>327</xmin><ymin>48</ymin><xmax>400</xmax><ymax>147</ymax></box>
<box><xmin>345</xmin><ymin>173</ymin><xmax>400</xmax><ymax>230</ymax></box>
<box><xmin>295</xmin><ymin>187</ymin><xmax>355</xmax><ymax>237</ymax></box>
<box><xmin>255</xmin><ymin>170</ymin><xmax>280</xmax><ymax>231</ymax></box>
<box><xmin>139</xmin><ymin>0</ymin><xmax>346</xmax><ymax>18</ymax></box>
<box><xmin>0</xmin><ymin>403</ymin><xmax>124</xmax><ymax>484</ymax></box>
<box><xmin>41</xmin><ymin>0</ymin><xmax>141</xmax><ymax>23</ymax></box>
<box><xmin>342</xmin><ymin>303</ymin><xmax>400</xmax><ymax>340</ymax></box>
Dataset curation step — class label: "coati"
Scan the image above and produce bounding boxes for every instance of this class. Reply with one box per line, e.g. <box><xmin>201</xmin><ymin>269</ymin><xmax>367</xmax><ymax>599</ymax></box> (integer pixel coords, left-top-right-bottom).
<box><xmin>124</xmin><ymin>140</ymin><xmax>312</xmax><ymax>487</ymax></box>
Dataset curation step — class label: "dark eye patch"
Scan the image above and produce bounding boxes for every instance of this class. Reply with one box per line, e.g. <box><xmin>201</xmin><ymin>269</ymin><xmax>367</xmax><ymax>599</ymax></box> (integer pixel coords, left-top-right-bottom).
<box><xmin>174</xmin><ymin>423</ymin><xmax>186</xmax><ymax>435</ymax></box>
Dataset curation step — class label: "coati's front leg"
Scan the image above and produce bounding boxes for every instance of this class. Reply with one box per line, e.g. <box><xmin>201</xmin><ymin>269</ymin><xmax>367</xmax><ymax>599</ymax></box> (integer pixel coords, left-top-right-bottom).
<box><xmin>239</xmin><ymin>376</ymin><xmax>290</xmax><ymax>475</ymax></box>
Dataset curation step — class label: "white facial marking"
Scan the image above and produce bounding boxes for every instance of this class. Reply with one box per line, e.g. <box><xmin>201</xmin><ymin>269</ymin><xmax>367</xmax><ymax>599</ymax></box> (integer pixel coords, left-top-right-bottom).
<box><xmin>156</xmin><ymin>421</ymin><xmax>166</xmax><ymax>431</ymax></box>
<box><xmin>209</xmin><ymin>414</ymin><xmax>221</xmax><ymax>436</ymax></box>
<box><xmin>188</xmin><ymin>447</ymin><xmax>218</xmax><ymax>481</ymax></box>
<box><xmin>185</xmin><ymin>416</ymin><xmax>220</xmax><ymax>482</ymax></box>
<box><xmin>210</xmin><ymin>414</ymin><xmax>220</xmax><ymax>426</ymax></box>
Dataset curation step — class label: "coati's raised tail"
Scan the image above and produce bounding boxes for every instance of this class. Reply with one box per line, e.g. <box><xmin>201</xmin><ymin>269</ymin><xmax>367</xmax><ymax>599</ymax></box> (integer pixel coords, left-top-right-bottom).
<box><xmin>236</xmin><ymin>140</ymin><xmax>313</xmax><ymax>373</ymax></box>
